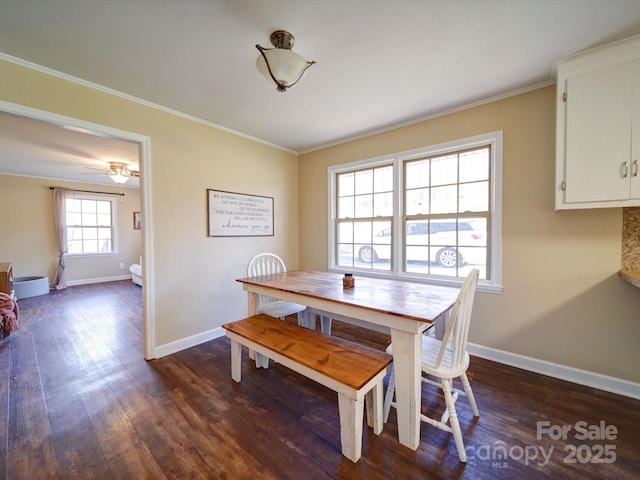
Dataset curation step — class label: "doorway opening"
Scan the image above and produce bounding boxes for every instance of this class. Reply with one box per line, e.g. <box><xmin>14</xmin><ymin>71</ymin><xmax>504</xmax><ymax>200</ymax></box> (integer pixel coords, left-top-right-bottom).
<box><xmin>0</xmin><ymin>99</ymin><xmax>155</xmax><ymax>358</ymax></box>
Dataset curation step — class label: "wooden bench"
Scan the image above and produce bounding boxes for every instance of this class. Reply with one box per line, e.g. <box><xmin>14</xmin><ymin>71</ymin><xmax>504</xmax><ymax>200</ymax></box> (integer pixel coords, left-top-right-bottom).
<box><xmin>222</xmin><ymin>314</ymin><xmax>392</xmax><ymax>463</ymax></box>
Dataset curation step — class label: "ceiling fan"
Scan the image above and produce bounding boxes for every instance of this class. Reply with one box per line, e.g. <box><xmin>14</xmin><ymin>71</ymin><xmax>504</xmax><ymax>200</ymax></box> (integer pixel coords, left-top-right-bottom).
<box><xmin>84</xmin><ymin>162</ymin><xmax>140</xmax><ymax>184</ymax></box>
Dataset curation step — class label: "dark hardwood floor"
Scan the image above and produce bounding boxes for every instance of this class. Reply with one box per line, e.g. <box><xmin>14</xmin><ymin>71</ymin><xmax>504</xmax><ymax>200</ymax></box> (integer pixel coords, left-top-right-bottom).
<box><xmin>1</xmin><ymin>280</ymin><xmax>638</xmax><ymax>479</ymax></box>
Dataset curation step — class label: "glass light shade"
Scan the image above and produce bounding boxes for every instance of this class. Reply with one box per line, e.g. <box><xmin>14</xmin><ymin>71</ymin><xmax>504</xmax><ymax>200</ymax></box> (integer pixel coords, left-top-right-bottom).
<box><xmin>256</xmin><ymin>48</ymin><xmax>313</xmax><ymax>91</ymax></box>
<box><xmin>110</xmin><ymin>172</ymin><xmax>129</xmax><ymax>184</ymax></box>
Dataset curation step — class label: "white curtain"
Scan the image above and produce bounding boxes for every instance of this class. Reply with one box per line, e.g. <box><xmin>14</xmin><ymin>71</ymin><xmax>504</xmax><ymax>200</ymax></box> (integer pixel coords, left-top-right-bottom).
<box><xmin>52</xmin><ymin>188</ymin><xmax>70</xmax><ymax>290</ymax></box>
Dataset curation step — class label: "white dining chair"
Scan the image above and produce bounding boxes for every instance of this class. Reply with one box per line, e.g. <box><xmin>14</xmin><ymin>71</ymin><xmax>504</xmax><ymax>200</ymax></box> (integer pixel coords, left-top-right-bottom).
<box><xmin>383</xmin><ymin>268</ymin><xmax>480</xmax><ymax>462</ymax></box>
<box><xmin>247</xmin><ymin>253</ymin><xmax>307</xmax><ymax>323</ymax></box>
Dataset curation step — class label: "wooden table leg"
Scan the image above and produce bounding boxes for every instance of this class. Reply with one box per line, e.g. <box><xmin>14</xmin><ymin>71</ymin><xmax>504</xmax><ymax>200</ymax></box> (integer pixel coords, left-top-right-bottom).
<box><xmin>320</xmin><ymin>314</ymin><xmax>333</xmax><ymax>334</ymax></box>
<box><xmin>366</xmin><ymin>378</ymin><xmax>384</xmax><ymax>435</ymax></box>
<box><xmin>297</xmin><ymin>309</ymin><xmax>316</xmax><ymax>330</ymax></box>
<box><xmin>434</xmin><ymin>310</ymin><xmax>448</xmax><ymax>340</ymax></box>
<box><xmin>247</xmin><ymin>292</ymin><xmax>269</xmax><ymax>368</ymax></box>
<box><xmin>389</xmin><ymin>328</ymin><xmax>422</xmax><ymax>450</ymax></box>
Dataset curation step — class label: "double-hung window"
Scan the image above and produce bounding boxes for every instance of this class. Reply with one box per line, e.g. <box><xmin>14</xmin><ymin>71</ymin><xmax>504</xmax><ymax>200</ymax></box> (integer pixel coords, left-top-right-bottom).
<box><xmin>329</xmin><ymin>131</ymin><xmax>502</xmax><ymax>290</ymax></box>
<box><xmin>65</xmin><ymin>194</ymin><xmax>117</xmax><ymax>255</ymax></box>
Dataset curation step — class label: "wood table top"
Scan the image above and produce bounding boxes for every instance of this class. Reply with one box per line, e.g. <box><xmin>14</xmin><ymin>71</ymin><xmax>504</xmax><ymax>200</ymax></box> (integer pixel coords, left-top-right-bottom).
<box><xmin>237</xmin><ymin>269</ymin><xmax>460</xmax><ymax>324</ymax></box>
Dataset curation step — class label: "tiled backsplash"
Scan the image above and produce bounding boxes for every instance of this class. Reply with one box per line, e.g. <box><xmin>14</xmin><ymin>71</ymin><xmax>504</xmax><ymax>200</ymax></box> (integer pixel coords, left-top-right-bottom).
<box><xmin>622</xmin><ymin>207</ymin><xmax>640</xmax><ymax>271</ymax></box>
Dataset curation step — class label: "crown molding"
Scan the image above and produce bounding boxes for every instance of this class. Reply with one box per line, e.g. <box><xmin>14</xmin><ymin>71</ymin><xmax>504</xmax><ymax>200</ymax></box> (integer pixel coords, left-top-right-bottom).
<box><xmin>1</xmin><ymin>51</ymin><xmax>553</xmax><ymax>156</ymax></box>
<box><xmin>0</xmin><ymin>52</ymin><xmax>297</xmax><ymax>155</ymax></box>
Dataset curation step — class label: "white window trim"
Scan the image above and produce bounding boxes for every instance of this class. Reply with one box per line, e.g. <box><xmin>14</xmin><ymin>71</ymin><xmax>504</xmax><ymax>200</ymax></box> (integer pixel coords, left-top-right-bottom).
<box><xmin>65</xmin><ymin>193</ymin><xmax>119</xmax><ymax>257</ymax></box>
<box><xmin>327</xmin><ymin>131</ymin><xmax>503</xmax><ymax>294</ymax></box>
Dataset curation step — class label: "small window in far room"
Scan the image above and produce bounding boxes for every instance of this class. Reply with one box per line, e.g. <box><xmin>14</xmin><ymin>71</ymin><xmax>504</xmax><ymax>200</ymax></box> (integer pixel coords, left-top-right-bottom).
<box><xmin>65</xmin><ymin>195</ymin><xmax>117</xmax><ymax>255</ymax></box>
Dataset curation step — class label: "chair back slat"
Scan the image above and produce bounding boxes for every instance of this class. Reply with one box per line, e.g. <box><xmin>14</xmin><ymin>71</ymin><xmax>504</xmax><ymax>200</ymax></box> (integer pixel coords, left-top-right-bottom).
<box><xmin>247</xmin><ymin>253</ymin><xmax>288</xmax><ymax>308</ymax></box>
<box><xmin>434</xmin><ymin>269</ymin><xmax>479</xmax><ymax>369</ymax></box>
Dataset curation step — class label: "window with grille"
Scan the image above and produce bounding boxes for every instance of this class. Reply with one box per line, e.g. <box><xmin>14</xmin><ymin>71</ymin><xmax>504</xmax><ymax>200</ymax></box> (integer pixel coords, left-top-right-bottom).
<box><xmin>65</xmin><ymin>195</ymin><xmax>116</xmax><ymax>255</ymax></box>
<box><xmin>329</xmin><ymin>132</ymin><xmax>502</xmax><ymax>290</ymax></box>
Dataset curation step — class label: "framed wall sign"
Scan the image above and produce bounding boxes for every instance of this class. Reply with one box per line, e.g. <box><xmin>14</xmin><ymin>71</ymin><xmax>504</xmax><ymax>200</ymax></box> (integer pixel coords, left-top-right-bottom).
<box><xmin>133</xmin><ymin>211</ymin><xmax>141</xmax><ymax>230</ymax></box>
<box><xmin>207</xmin><ymin>189</ymin><xmax>274</xmax><ymax>237</ymax></box>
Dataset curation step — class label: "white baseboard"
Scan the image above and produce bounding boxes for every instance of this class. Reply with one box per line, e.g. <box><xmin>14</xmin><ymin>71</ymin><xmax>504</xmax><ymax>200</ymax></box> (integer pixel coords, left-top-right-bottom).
<box><xmin>152</xmin><ymin>328</ymin><xmax>640</xmax><ymax>399</ymax></box>
<box><xmin>154</xmin><ymin>327</ymin><xmax>226</xmax><ymax>358</ymax></box>
<box><xmin>146</xmin><ymin>311</ymin><xmax>639</xmax><ymax>400</ymax></box>
<box><xmin>467</xmin><ymin>343</ymin><xmax>640</xmax><ymax>400</ymax></box>
<box><xmin>67</xmin><ymin>274</ymin><xmax>132</xmax><ymax>286</ymax></box>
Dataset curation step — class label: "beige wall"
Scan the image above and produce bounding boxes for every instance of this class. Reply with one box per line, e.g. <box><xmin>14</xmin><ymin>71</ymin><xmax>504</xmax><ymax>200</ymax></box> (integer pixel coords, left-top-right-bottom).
<box><xmin>3</xmin><ymin>57</ymin><xmax>638</xmax><ymax>384</ymax></box>
<box><xmin>299</xmin><ymin>86</ymin><xmax>640</xmax><ymax>383</ymax></box>
<box><xmin>0</xmin><ymin>175</ymin><xmax>141</xmax><ymax>283</ymax></box>
<box><xmin>0</xmin><ymin>59</ymin><xmax>299</xmax><ymax>349</ymax></box>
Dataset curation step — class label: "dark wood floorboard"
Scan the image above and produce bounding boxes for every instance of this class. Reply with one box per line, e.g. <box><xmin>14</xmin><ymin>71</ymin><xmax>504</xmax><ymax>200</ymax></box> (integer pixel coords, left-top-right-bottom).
<box><xmin>0</xmin><ymin>280</ymin><xmax>638</xmax><ymax>479</ymax></box>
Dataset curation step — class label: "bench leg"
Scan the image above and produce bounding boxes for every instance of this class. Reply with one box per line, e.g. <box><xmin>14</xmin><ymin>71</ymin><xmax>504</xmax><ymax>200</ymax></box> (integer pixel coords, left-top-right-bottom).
<box><xmin>365</xmin><ymin>379</ymin><xmax>384</xmax><ymax>435</ymax></box>
<box><xmin>254</xmin><ymin>352</ymin><xmax>269</xmax><ymax>368</ymax></box>
<box><xmin>249</xmin><ymin>348</ymin><xmax>269</xmax><ymax>368</ymax></box>
<box><xmin>337</xmin><ymin>394</ymin><xmax>364</xmax><ymax>463</ymax></box>
<box><xmin>230</xmin><ymin>340</ymin><xmax>242</xmax><ymax>382</ymax></box>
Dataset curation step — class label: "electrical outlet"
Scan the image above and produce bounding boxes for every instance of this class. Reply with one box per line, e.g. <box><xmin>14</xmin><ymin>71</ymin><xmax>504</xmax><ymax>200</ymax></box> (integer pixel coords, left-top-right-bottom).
<box><xmin>119</xmin><ymin>263</ymin><xmax>125</xmax><ymax>269</ymax></box>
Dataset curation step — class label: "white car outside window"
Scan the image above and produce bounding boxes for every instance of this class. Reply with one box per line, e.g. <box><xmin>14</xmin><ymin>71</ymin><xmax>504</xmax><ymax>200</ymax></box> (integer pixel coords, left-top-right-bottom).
<box><xmin>358</xmin><ymin>219</ymin><xmax>486</xmax><ymax>267</ymax></box>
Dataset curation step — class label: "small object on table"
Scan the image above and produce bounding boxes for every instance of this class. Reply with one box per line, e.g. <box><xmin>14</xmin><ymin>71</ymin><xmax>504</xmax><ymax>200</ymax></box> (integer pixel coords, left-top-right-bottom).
<box><xmin>343</xmin><ymin>273</ymin><xmax>355</xmax><ymax>288</ymax></box>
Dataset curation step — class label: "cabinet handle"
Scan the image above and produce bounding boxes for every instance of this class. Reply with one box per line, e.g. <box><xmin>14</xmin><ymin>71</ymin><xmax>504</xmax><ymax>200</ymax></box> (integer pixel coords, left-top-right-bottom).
<box><xmin>634</xmin><ymin>160</ymin><xmax>639</xmax><ymax>177</ymax></box>
<box><xmin>623</xmin><ymin>162</ymin><xmax>629</xmax><ymax>178</ymax></box>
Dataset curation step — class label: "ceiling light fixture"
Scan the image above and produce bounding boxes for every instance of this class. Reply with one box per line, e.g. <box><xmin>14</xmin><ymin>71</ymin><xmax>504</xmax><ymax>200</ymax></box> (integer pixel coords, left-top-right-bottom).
<box><xmin>108</xmin><ymin>162</ymin><xmax>131</xmax><ymax>184</ymax></box>
<box><xmin>256</xmin><ymin>30</ymin><xmax>315</xmax><ymax>92</ymax></box>
<box><xmin>110</xmin><ymin>172</ymin><xmax>130</xmax><ymax>184</ymax></box>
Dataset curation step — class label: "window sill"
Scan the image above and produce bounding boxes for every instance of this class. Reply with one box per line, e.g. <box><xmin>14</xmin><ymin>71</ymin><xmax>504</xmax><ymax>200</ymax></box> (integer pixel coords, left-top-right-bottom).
<box><xmin>328</xmin><ymin>267</ymin><xmax>502</xmax><ymax>294</ymax></box>
<box><xmin>65</xmin><ymin>252</ymin><xmax>119</xmax><ymax>258</ymax></box>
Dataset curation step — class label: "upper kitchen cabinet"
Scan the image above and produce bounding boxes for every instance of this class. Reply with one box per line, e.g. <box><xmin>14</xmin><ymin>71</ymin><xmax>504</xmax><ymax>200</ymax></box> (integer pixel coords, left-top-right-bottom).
<box><xmin>556</xmin><ymin>35</ymin><xmax>640</xmax><ymax>210</ymax></box>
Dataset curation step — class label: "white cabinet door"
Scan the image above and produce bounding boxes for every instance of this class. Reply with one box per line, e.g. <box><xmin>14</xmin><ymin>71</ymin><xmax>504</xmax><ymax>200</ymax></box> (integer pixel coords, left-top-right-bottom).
<box><xmin>555</xmin><ymin>35</ymin><xmax>640</xmax><ymax>210</ymax></box>
<box><xmin>564</xmin><ymin>61</ymin><xmax>633</xmax><ymax>203</ymax></box>
<box><xmin>632</xmin><ymin>61</ymin><xmax>640</xmax><ymax>199</ymax></box>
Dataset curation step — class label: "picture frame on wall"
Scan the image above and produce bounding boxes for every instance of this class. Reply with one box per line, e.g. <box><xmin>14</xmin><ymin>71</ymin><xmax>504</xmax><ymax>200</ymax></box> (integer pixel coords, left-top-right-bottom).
<box><xmin>133</xmin><ymin>211</ymin><xmax>141</xmax><ymax>230</ymax></box>
<box><xmin>207</xmin><ymin>189</ymin><xmax>274</xmax><ymax>237</ymax></box>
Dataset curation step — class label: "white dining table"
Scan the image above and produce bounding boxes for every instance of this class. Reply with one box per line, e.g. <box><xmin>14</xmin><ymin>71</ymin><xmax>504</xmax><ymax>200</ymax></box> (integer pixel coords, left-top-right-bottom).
<box><xmin>236</xmin><ymin>269</ymin><xmax>460</xmax><ymax>450</ymax></box>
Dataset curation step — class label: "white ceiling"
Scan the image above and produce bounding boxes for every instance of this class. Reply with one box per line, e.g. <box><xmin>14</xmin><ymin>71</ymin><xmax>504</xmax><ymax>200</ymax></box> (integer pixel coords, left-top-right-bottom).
<box><xmin>0</xmin><ymin>112</ymin><xmax>140</xmax><ymax>187</ymax></box>
<box><xmin>1</xmin><ymin>0</ymin><xmax>640</xmax><ymax>186</ymax></box>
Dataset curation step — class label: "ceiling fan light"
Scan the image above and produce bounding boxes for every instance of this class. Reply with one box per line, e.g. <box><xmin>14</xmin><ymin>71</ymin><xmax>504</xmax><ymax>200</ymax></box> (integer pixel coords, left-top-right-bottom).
<box><xmin>256</xmin><ymin>31</ymin><xmax>315</xmax><ymax>92</ymax></box>
<box><xmin>110</xmin><ymin>172</ymin><xmax>130</xmax><ymax>184</ymax></box>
